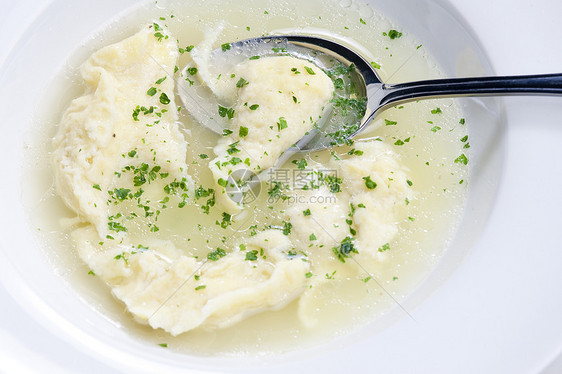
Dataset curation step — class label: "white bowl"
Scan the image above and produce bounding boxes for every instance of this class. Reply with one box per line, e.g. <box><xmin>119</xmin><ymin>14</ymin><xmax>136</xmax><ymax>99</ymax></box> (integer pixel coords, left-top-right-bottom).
<box><xmin>1</xmin><ymin>0</ymin><xmax>561</xmax><ymax>372</ymax></box>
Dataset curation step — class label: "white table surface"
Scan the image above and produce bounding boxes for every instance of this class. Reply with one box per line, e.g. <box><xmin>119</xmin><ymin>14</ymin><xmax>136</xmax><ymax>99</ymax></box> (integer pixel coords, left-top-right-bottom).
<box><xmin>1</xmin><ymin>0</ymin><xmax>561</xmax><ymax>373</ymax></box>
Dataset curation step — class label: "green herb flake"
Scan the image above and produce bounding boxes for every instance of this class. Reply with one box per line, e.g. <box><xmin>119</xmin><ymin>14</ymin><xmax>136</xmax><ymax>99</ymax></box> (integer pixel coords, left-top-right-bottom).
<box><xmin>158</xmin><ymin>343</ymin><xmax>168</xmax><ymax>348</ymax></box>
<box><xmin>459</xmin><ymin>118</ymin><xmax>466</xmax><ymax>125</ymax></box>
<box><xmin>304</xmin><ymin>66</ymin><xmax>316</xmax><ymax>75</ymax></box>
<box><xmin>360</xmin><ymin>18</ymin><xmax>366</xmax><ymax>25</ymax></box>
<box><xmin>305</xmin><ymin>272</ymin><xmax>313</xmax><ymax>279</ymax></box>
<box><xmin>159</xmin><ymin>92</ymin><xmax>171</xmax><ymax>105</ymax></box>
<box><xmin>219</xmin><ymin>212</ymin><xmax>232</xmax><ymax>229</ymax></box>
<box><xmin>333</xmin><ymin>236</ymin><xmax>357</xmax><ymax>263</ymax></box>
<box><xmin>303</xmin><ymin>208</ymin><xmax>311</xmax><ymax>216</ymax></box>
<box><xmin>146</xmin><ymin>87</ymin><xmax>157</xmax><ymax>96</ymax></box>
<box><xmin>292</xmin><ymin>158</ymin><xmax>307</xmax><ymax>170</ymax></box>
<box><xmin>249</xmin><ymin>104</ymin><xmax>260</xmax><ymax>111</ymax></box>
<box><xmin>236</xmin><ymin>77</ymin><xmax>249</xmax><ymax>88</ymax></box>
<box><xmin>207</xmin><ymin>248</ymin><xmax>226</xmax><ymax>261</ymax></box>
<box><xmin>221</xmin><ymin>43</ymin><xmax>231</xmax><ymax>52</ymax></box>
<box><xmin>370</xmin><ymin>61</ymin><xmax>381</xmax><ymax>69</ymax></box>
<box><xmin>387</xmin><ymin>29</ymin><xmax>403</xmax><ymax>39</ymax></box>
<box><xmin>430</xmin><ymin>126</ymin><xmax>441</xmax><ymax>132</ymax></box>
<box><xmin>454</xmin><ymin>154</ymin><xmax>469</xmax><ymax>165</ymax></box>
<box><xmin>199</xmin><ymin>153</ymin><xmax>209</xmax><ymax>159</ymax></box>
<box><xmin>187</xmin><ymin>67</ymin><xmax>198</xmax><ymax>75</ymax></box>
<box><xmin>282</xmin><ymin>221</ymin><xmax>292</xmax><ymax>235</ymax></box>
<box><xmin>239</xmin><ymin>126</ymin><xmax>249</xmax><ymax>137</ymax></box>
<box><xmin>325</xmin><ymin>271</ymin><xmax>336</xmax><ymax>280</ymax></box>
<box><xmin>153</xmin><ymin>32</ymin><xmax>166</xmax><ymax>42</ymax></box>
<box><xmin>92</xmin><ymin>184</ymin><xmax>101</xmax><ymax>191</ymax></box>
<box><xmin>245</xmin><ymin>250</ymin><xmax>258</xmax><ymax>261</ymax></box>
<box><xmin>362</xmin><ymin>176</ymin><xmax>377</xmax><ymax>189</ymax></box>
<box><xmin>195</xmin><ymin>285</ymin><xmax>206</xmax><ymax>291</ymax></box>
<box><xmin>385</xmin><ymin>119</ymin><xmax>397</xmax><ymax>126</ymax></box>
<box><xmin>277</xmin><ymin>117</ymin><xmax>288</xmax><ymax>131</ymax></box>
<box><xmin>217</xmin><ymin>178</ymin><xmax>228</xmax><ymax>187</ymax></box>
<box><xmin>378</xmin><ymin>243</ymin><xmax>391</xmax><ymax>252</ymax></box>
<box><xmin>431</xmin><ymin>107</ymin><xmax>442</xmax><ymax>114</ymax></box>
<box><xmin>218</xmin><ymin>105</ymin><xmax>235</xmax><ymax>119</ymax></box>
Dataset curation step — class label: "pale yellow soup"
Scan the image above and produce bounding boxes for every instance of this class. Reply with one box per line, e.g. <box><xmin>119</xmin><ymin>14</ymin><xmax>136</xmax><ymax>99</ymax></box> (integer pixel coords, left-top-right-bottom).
<box><xmin>24</xmin><ymin>0</ymin><xmax>469</xmax><ymax>355</ymax></box>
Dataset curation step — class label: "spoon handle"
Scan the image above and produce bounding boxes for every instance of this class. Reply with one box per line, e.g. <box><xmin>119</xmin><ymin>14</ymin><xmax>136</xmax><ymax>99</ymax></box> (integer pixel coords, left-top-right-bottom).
<box><xmin>379</xmin><ymin>73</ymin><xmax>562</xmax><ymax>107</ymax></box>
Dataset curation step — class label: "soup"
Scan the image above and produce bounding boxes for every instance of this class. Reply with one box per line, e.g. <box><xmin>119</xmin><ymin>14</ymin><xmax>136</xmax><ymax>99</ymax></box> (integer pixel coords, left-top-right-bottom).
<box><xmin>24</xmin><ymin>0</ymin><xmax>469</xmax><ymax>355</ymax></box>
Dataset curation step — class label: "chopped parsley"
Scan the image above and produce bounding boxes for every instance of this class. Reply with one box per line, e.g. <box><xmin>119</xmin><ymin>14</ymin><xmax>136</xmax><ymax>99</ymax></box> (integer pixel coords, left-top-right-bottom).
<box><xmin>207</xmin><ymin>248</ymin><xmax>226</xmax><ymax>261</ymax></box>
<box><xmin>159</xmin><ymin>92</ymin><xmax>171</xmax><ymax>105</ymax></box>
<box><xmin>245</xmin><ymin>250</ymin><xmax>258</xmax><ymax>261</ymax></box>
<box><xmin>218</xmin><ymin>105</ymin><xmax>235</xmax><ymax>119</ymax></box>
<box><xmin>385</xmin><ymin>29</ymin><xmax>403</xmax><ymax>39</ymax></box>
<box><xmin>218</xmin><ymin>212</ymin><xmax>232</xmax><ymax>229</ymax></box>
<box><xmin>378</xmin><ymin>243</ymin><xmax>391</xmax><ymax>252</ymax></box>
<box><xmin>292</xmin><ymin>158</ymin><xmax>307</xmax><ymax>170</ymax></box>
<box><xmin>236</xmin><ymin>78</ymin><xmax>249</xmax><ymax>88</ymax></box>
<box><xmin>304</xmin><ymin>66</ymin><xmax>316</xmax><ymax>75</ymax></box>
<box><xmin>333</xmin><ymin>236</ymin><xmax>357</xmax><ymax>263</ymax></box>
<box><xmin>277</xmin><ymin>117</ymin><xmax>288</xmax><ymax>131</ymax></box>
<box><xmin>362</xmin><ymin>176</ymin><xmax>377</xmax><ymax>189</ymax></box>
<box><xmin>454</xmin><ymin>154</ymin><xmax>469</xmax><ymax>165</ymax></box>
<box><xmin>282</xmin><ymin>221</ymin><xmax>292</xmax><ymax>235</ymax></box>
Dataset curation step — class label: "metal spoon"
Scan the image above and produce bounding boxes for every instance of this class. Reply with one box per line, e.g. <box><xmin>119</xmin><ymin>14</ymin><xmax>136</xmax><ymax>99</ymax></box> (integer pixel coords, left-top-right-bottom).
<box><xmin>178</xmin><ymin>35</ymin><xmax>562</xmax><ymax>153</ymax></box>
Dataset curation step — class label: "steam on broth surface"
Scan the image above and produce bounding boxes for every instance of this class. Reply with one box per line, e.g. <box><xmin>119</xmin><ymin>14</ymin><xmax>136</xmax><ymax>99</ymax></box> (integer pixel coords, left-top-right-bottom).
<box><xmin>25</xmin><ymin>0</ymin><xmax>469</xmax><ymax>355</ymax></box>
